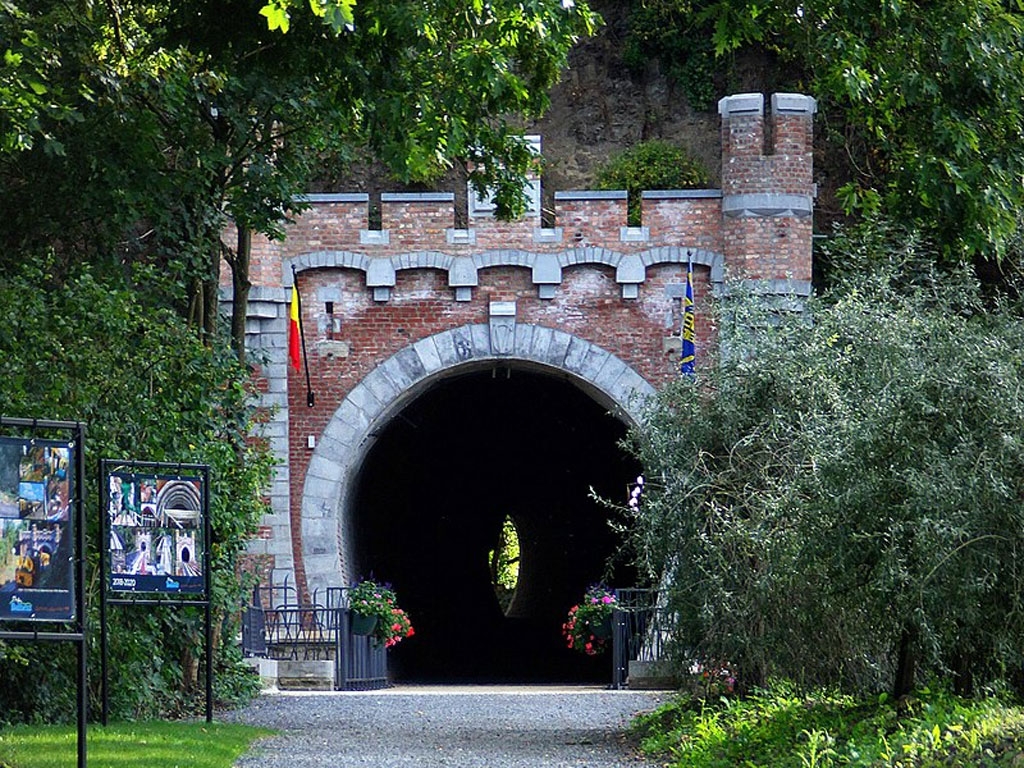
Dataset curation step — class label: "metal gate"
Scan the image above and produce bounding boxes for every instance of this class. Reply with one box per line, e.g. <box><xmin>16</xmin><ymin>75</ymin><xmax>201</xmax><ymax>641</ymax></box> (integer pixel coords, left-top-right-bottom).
<box><xmin>242</xmin><ymin>582</ymin><xmax>388</xmax><ymax>690</ymax></box>
<box><xmin>611</xmin><ymin>588</ymin><xmax>674</xmax><ymax>689</ymax></box>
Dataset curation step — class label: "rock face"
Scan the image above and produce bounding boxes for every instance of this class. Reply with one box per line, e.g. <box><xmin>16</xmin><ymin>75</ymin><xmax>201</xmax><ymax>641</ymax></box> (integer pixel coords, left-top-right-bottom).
<box><xmin>315</xmin><ymin>1</ymin><xmax>776</xmax><ymax>207</ymax></box>
<box><xmin>528</xmin><ymin>0</ymin><xmax>723</xmax><ymax>193</ymax></box>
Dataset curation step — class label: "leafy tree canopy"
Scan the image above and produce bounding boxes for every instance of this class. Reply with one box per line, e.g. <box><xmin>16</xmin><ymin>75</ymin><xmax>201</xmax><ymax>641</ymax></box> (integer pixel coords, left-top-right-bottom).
<box><xmin>1</xmin><ymin>0</ymin><xmax>597</xmax><ymax>353</ymax></box>
<box><xmin>623</xmin><ymin>0</ymin><xmax>1024</xmax><ymax>266</ymax></box>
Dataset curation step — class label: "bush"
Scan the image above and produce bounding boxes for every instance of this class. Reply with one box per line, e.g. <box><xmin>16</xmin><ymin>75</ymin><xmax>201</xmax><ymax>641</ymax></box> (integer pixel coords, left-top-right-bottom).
<box><xmin>631</xmin><ymin>683</ymin><xmax>1024</xmax><ymax>768</ymax></box>
<box><xmin>623</xmin><ymin>219</ymin><xmax>1024</xmax><ymax>698</ymax></box>
<box><xmin>0</xmin><ymin>258</ymin><xmax>272</xmax><ymax>722</ymax></box>
<box><xmin>595</xmin><ymin>140</ymin><xmax>710</xmax><ymax>225</ymax></box>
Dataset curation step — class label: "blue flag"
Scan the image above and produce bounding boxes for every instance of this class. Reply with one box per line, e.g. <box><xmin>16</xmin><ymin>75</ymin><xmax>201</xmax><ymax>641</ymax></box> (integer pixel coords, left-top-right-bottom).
<box><xmin>680</xmin><ymin>261</ymin><xmax>695</xmax><ymax>376</ymax></box>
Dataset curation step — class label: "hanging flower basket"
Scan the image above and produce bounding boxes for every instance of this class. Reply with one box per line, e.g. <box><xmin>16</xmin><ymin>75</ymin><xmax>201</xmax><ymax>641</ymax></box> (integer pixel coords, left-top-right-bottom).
<box><xmin>563</xmin><ymin>585</ymin><xmax>617</xmax><ymax>656</ymax></box>
<box><xmin>590</xmin><ymin>615</ymin><xmax>613</xmax><ymax>641</ymax></box>
<box><xmin>347</xmin><ymin>579</ymin><xmax>415</xmax><ymax>648</ymax></box>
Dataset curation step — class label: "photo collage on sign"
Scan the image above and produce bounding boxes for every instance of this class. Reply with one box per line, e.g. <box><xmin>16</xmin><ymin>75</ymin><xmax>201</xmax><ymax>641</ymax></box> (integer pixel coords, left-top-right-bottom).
<box><xmin>107</xmin><ymin>472</ymin><xmax>204</xmax><ymax>594</ymax></box>
<box><xmin>0</xmin><ymin>438</ymin><xmax>74</xmax><ymax>621</ymax></box>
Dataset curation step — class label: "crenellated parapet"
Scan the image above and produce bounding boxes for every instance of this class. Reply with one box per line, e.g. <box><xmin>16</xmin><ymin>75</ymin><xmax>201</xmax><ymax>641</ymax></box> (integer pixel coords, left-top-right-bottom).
<box><xmin>236</xmin><ymin>92</ymin><xmax>814</xmax><ymax>309</ymax></box>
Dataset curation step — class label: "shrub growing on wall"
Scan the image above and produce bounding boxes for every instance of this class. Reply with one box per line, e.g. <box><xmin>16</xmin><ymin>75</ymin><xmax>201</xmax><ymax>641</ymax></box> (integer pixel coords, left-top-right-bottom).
<box><xmin>595</xmin><ymin>140</ymin><xmax>710</xmax><ymax>226</ymax></box>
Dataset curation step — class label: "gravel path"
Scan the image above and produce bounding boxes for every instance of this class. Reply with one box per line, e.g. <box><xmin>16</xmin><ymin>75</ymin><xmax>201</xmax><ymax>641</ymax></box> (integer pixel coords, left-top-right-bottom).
<box><xmin>223</xmin><ymin>685</ymin><xmax>669</xmax><ymax>767</ymax></box>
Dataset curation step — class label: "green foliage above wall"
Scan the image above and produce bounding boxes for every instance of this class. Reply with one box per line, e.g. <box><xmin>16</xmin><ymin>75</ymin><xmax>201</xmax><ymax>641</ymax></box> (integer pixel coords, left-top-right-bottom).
<box><xmin>621</xmin><ymin>0</ymin><xmax>1024</xmax><ymax>266</ymax></box>
<box><xmin>595</xmin><ymin>140</ymin><xmax>710</xmax><ymax>225</ymax></box>
<box><xmin>622</xmin><ymin>0</ymin><xmax>718</xmax><ymax>111</ymax></box>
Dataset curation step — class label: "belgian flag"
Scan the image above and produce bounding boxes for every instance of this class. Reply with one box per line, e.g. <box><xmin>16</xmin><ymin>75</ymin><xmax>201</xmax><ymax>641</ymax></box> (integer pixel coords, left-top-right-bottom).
<box><xmin>288</xmin><ymin>284</ymin><xmax>302</xmax><ymax>372</ymax></box>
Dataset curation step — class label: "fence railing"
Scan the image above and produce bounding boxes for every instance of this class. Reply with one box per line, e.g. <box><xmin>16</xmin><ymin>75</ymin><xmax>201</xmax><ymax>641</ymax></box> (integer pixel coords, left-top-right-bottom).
<box><xmin>611</xmin><ymin>588</ymin><xmax>673</xmax><ymax>689</ymax></box>
<box><xmin>241</xmin><ymin>581</ymin><xmax>388</xmax><ymax>690</ymax></box>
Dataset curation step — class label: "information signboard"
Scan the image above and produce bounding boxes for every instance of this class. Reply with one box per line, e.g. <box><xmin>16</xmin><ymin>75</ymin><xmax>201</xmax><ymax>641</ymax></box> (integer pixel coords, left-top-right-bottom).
<box><xmin>0</xmin><ymin>437</ymin><xmax>75</xmax><ymax>621</ymax></box>
<box><xmin>105</xmin><ymin>470</ymin><xmax>205</xmax><ymax>595</ymax></box>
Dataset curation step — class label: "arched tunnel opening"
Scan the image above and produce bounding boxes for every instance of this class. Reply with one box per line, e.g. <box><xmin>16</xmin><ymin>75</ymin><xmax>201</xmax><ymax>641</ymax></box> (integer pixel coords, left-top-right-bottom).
<box><xmin>351</xmin><ymin>365</ymin><xmax>638</xmax><ymax>683</ymax></box>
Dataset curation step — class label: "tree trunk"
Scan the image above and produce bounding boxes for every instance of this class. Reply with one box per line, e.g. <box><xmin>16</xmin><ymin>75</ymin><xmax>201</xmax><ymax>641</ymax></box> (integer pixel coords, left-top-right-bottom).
<box><xmin>181</xmin><ymin>644</ymin><xmax>199</xmax><ymax>693</ymax></box>
<box><xmin>202</xmin><ymin>240</ymin><xmax>221</xmax><ymax>343</ymax></box>
<box><xmin>950</xmin><ymin>643</ymin><xmax>974</xmax><ymax>697</ymax></box>
<box><xmin>230</xmin><ymin>223</ymin><xmax>252</xmax><ymax>365</ymax></box>
<box><xmin>893</xmin><ymin>626</ymin><xmax>917</xmax><ymax>700</ymax></box>
<box><xmin>188</xmin><ymin>277</ymin><xmax>204</xmax><ymax>330</ymax></box>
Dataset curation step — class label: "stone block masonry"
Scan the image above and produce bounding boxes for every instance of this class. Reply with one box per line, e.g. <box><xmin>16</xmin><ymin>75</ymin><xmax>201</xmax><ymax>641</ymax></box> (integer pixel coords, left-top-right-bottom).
<box><xmin>223</xmin><ymin>92</ymin><xmax>816</xmax><ymax>597</ymax></box>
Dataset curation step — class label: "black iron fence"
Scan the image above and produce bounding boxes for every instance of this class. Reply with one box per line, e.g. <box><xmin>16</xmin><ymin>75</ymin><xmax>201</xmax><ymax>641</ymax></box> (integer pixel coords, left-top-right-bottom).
<box><xmin>241</xmin><ymin>582</ymin><xmax>388</xmax><ymax>690</ymax></box>
<box><xmin>611</xmin><ymin>588</ymin><xmax>674</xmax><ymax>689</ymax></box>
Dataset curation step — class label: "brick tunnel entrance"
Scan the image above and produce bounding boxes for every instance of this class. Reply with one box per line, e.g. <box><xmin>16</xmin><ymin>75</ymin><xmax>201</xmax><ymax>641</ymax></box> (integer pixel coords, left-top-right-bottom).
<box><xmin>350</xmin><ymin>365</ymin><xmax>637</xmax><ymax>683</ymax></box>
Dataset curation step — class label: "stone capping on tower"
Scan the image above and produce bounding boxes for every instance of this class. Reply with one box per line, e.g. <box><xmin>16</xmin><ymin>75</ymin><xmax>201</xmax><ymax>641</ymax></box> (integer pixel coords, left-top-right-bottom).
<box><xmin>718</xmin><ymin>91</ymin><xmax>817</xmax><ymax>219</ymax></box>
<box><xmin>771</xmin><ymin>93</ymin><xmax>818</xmax><ymax>115</ymax></box>
<box><xmin>717</xmin><ymin>92</ymin><xmax>765</xmax><ymax>117</ymax></box>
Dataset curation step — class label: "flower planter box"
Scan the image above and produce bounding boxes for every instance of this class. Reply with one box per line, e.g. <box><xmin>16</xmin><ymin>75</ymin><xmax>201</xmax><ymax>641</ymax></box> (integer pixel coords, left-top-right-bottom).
<box><xmin>350</xmin><ymin>612</ymin><xmax>378</xmax><ymax>636</ymax></box>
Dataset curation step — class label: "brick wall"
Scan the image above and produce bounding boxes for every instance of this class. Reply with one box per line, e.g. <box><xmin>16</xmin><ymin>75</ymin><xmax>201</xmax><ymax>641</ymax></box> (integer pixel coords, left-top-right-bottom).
<box><xmin>228</xmin><ymin>92</ymin><xmax>816</xmax><ymax>595</ymax></box>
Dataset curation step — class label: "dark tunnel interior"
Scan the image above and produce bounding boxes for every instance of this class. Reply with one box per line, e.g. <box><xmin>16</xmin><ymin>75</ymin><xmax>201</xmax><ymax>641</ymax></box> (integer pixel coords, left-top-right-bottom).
<box><xmin>351</xmin><ymin>365</ymin><xmax>638</xmax><ymax>683</ymax></box>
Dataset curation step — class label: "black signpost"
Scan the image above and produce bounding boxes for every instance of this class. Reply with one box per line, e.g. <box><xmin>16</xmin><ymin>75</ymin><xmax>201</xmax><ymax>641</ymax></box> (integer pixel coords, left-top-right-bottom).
<box><xmin>0</xmin><ymin>417</ymin><xmax>87</xmax><ymax>768</ymax></box>
<box><xmin>99</xmin><ymin>459</ymin><xmax>213</xmax><ymax>724</ymax></box>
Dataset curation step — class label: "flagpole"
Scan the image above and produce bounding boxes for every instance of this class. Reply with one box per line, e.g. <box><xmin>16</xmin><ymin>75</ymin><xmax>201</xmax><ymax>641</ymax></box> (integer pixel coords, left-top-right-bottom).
<box><xmin>291</xmin><ymin>265</ymin><xmax>316</xmax><ymax>407</ymax></box>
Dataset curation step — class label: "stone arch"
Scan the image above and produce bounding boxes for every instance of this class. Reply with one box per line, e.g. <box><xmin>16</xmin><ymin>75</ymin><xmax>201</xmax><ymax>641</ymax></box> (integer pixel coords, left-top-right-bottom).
<box><xmin>298</xmin><ymin>323</ymin><xmax>656</xmax><ymax>594</ymax></box>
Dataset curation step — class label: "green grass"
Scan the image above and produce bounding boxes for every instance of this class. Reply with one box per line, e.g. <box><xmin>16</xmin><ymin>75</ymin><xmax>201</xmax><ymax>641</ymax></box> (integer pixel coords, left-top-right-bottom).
<box><xmin>631</xmin><ymin>682</ymin><xmax>1024</xmax><ymax>767</ymax></box>
<box><xmin>0</xmin><ymin>721</ymin><xmax>271</xmax><ymax>768</ymax></box>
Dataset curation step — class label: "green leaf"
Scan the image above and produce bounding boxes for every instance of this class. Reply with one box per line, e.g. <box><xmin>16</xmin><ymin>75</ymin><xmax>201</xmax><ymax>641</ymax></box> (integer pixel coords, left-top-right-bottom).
<box><xmin>259</xmin><ymin>2</ymin><xmax>290</xmax><ymax>32</ymax></box>
<box><xmin>312</xmin><ymin>0</ymin><xmax>356</xmax><ymax>32</ymax></box>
